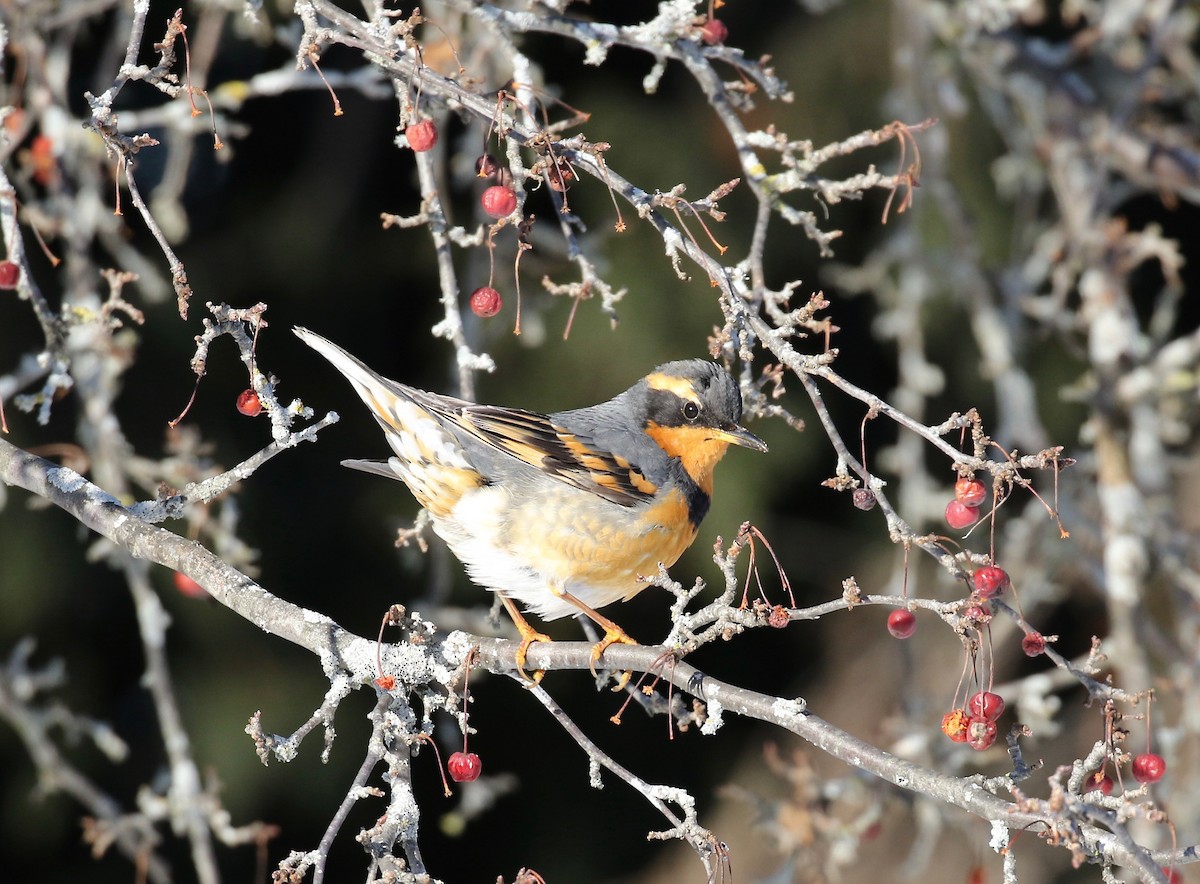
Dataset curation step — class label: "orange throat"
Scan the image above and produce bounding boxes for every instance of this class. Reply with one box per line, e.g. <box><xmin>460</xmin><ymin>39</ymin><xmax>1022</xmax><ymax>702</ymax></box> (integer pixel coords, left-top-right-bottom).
<box><xmin>644</xmin><ymin>423</ymin><xmax>730</xmax><ymax>495</ymax></box>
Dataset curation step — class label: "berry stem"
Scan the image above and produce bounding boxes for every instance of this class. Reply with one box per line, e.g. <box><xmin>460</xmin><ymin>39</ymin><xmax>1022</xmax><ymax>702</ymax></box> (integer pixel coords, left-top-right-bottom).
<box><xmin>459</xmin><ymin>646</ymin><xmax>479</xmax><ymax>754</ymax></box>
<box><xmin>415</xmin><ymin>733</ymin><xmax>453</xmax><ymax>797</ymax></box>
<box><xmin>486</xmin><ymin>229</ymin><xmax>496</xmax><ymax>288</ymax></box>
<box><xmin>1145</xmin><ymin>691</ymin><xmax>1154</xmax><ymax>755</ymax></box>
<box><xmin>374</xmin><ymin>605</ymin><xmax>405</xmax><ymax>687</ymax></box>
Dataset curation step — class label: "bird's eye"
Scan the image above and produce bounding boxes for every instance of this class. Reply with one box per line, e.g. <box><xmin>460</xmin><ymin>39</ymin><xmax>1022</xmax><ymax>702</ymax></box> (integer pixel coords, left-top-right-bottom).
<box><xmin>682</xmin><ymin>401</ymin><xmax>700</xmax><ymax>421</ymax></box>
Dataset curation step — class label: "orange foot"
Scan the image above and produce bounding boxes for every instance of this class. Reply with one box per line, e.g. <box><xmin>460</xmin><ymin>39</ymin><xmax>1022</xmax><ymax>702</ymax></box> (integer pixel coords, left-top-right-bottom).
<box><xmin>499</xmin><ymin>594</ymin><xmax>551</xmax><ymax>684</ymax></box>
<box><xmin>589</xmin><ymin>626</ymin><xmax>638</xmax><ymax>690</ymax></box>
<box><xmin>514</xmin><ymin>628</ymin><xmax>552</xmax><ymax>685</ymax></box>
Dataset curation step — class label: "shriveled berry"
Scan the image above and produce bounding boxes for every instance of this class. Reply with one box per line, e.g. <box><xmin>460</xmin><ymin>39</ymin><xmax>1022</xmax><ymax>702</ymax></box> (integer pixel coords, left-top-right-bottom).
<box><xmin>173</xmin><ymin>572</ymin><xmax>209</xmax><ymax>599</ymax></box>
<box><xmin>973</xmin><ymin>565</ymin><xmax>1010</xmax><ymax>598</ymax></box>
<box><xmin>447</xmin><ymin>751</ymin><xmax>482</xmax><ymax>783</ymax></box>
<box><xmin>941</xmin><ymin>708</ymin><xmax>969</xmax><ymax>743</ymax></box>
<box><xmin>1131</xmin><ymin>753</ymin><xmax>1166</xmax><ymax>784</ymax></box>
<box><xmin>469</xmin><ymin>286</ymin><xmax>502</xmax><ymax>318</ymax></box>
<box><xmin>547</xmin><ymin>159</ymin><xmax>575</xmax><ymax>192</ymax></box>
<box><xmin>1021</xmin><ymin>631</ymin><xmax>1046</xmax><ymax>657</ymax></box>
<box><xmin>236</xmin><ymin>389</ymin><xmax>262</xmax><ymax>416</ymax></box>
<box><xmin>475</xmin><ymin>153</ymin><xmax>500</xmax><ymax>179</ymax></box>
<box><xmin>700</xmin><ymin>18</ymin><xmax>728</xmax><ymax>45</ymax></box>
<box><xmin>481</xmin><ymin>185</ymin><xmax>517</xmax><ymax>219</ymax></box>
<box><xmin>374</xmin><ymin>674</ymin><xmax>396</xmax><ymax>691</ymax></box>
<box><xmin>962</xmin><ymin>604</ymin><xmax>991</xmax><ymax>627</ymax></box>
<box><xmin>1085</xmin><ymin>771</ymin><xmax>1114</xmax><ymax>795</ymax></box>
<box><xmin>955</xmin><ymin>477</ymin><xmax>987</xmax><ymax>507</ymax></box>
<box><xmin>967</xmin><ymin>690</ymin><xmax>1005</xmax><ymax>722</ymax></box>
<box><xmin>0</xmin><ymin>260</ymin><xmax>19</xmax><ymax>289</ymax></box>
<box><xmin>945</xmin><ymin>500</ymin><xmax>980</xmax><ymax>529</ymax></box>
<box><xmin>405</xmin><ymin>119</ymin><xmax>438</xmax><ymax>152</ymax></box>
<box><xmin>887</xmin><ymin>608</ymin><xmax>916</xmax><ymax>639</ymax></box>
<box><xmin>768</xmin><ymin>605</ymin><xmax>789</xmax><ymax>629</ymax></box>
<box><xmin>852</xmin><ymin>488</ymin><xmax>877</xmax><ymax>511</ymax></box>
<box><xmin>966</xmin><ymin>717</ymin><xmax>998</xmax><ymax>751</ymax></box>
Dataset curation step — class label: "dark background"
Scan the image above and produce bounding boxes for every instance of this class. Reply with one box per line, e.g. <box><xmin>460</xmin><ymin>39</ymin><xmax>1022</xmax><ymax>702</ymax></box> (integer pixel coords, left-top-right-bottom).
<box><xmin>3</xmin><ymin>1</ymin><xmax>1192</xmax><ymax>882</ymax></box>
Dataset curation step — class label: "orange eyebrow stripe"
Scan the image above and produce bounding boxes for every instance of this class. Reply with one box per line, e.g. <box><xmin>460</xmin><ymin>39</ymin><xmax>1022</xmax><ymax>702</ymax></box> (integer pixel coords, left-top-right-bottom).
<box><xmin>645</xmin><ymin>372</ymin><xmax>700</xmax><ymax>402</ymax></box>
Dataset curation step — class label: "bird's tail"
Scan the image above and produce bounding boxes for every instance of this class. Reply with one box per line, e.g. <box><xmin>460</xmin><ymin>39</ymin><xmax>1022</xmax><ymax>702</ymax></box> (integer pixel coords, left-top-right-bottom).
<box><xmin>293</xmin><ymin>325</ymin><xmax>417</xmax><ymax>423</ymax></box>
<box><xmin>294</xmin><ymin>326</ymin><xmax>479</xmax><ymax>514</ymax></box>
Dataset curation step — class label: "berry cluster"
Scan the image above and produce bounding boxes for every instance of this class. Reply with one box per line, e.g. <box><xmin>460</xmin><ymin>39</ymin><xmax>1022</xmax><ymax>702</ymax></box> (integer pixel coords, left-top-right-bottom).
<box><xmin>944</xmin><ymin>476</ymin><xmax>987</xmax><ymax>530</ymax></box>
<box><xmin>941</xmin><ymin>690</ymin><xmax>1005</xmax><ymax>751</ymax></box>
<box><xmin>1081</xmin><ymin>689</ymin><xmax>1168</xmax><ymax>827</ymax></box>
<box><xmin>1084</xmin><ymin>751</ymin><xmax>1167</xmax><ymax>794</ymax></box>
<box><xmin>933</xmin><ymin>562</ymin><xmax>1014</xmax><ymax>750</ymax></box>
<box><xmin>471</xmin><ymin>153</ymin><xmax>519</xmax><ymax>319</ymax></box>
<box><xmin>401</xmin><ymin>112</ymin><xmax>519</xmax><ymax>321</ymax></box>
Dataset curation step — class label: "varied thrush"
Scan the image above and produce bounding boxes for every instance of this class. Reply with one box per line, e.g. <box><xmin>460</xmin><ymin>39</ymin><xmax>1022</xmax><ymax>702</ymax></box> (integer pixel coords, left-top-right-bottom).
<box><xmin>295</xmin><ymin>327</ymin><xmax>767</xmax><ymax>679</ymax></box>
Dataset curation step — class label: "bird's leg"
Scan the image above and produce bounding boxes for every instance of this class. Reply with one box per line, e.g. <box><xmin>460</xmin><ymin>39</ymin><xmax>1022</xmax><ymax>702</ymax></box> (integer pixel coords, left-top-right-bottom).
<box><xmin>548</xmin><ymin>583</ymin><xmax>637</xmax><ymax>690</ymax></box>
<box><xmin>498</xmin><ymin>594</ymin><xmax>551</xmax><ymax>684</ymax></box>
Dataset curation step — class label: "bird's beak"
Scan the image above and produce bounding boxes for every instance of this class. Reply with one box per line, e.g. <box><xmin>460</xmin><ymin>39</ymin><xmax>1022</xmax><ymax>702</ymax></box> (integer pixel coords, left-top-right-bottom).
<box><xmin>711</xmin><ymin>425</ymin><xmax>768</xmax><ymax>453</ymax></box>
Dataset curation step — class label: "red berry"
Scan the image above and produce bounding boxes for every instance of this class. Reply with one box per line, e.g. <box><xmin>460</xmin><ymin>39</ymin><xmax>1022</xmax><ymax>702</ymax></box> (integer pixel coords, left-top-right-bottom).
<box><xmin>1162</xmin><ymin>868</ymin><xmax>1183</xmax><ymax>884</ymax></box>
<box><xmin>973</xmin><ymin>565</ymin><xmax>1010</xmax><ymax>598</ymax></box>
<box><xmin>967</xmin><ymin>690</ymin><xmax>1005</xmax><ymax>722</ymax></box>
<box><xmin>236</xmin><ymin>389</ymin><xmax>262</xmax><ymax>416</ymax></box>
<box><xmin>941</xmin><ymin>709</ymin><xmax>969</xmax><ymax>743</ymax></box>
<box><xmin>469</xmin><ymin>286</ymin><xmax>502</xmax><ymax>318</ymax></box>
<box><xmin>173</xmin><ymin>572</ymin><xmax>209</xmax><ymax>599</ymax></box>
<box><xmin>0</xmin><ymin>260</ymin><xmax>18</xmax><ymax>289</ymax></box>
<box><xmin>700</xmin><ymin>18</ymin><xmax>728</xmax><ymax>45</ymax></box>
<box><xmin>1021</xmin><ymin>631</ymin><xmax>1046</xmax><ymax>657</ymax></box>
<box><xmin>447</xmin><ymin>751</ymin><xmax>482</xmax><ymax>783</ymax></box>
<box><xmin>1085</xmin><ymin>771</ymin><xmax>1114</xmax><ymax>795</ymax></box>
<box><xmin>481</xmin><ymin>185</ymin><xmax>517</xmax><ymax>219</ymax></box>
<box><xmin>405</xmin><ymin>119</ymin><xmax>438</xmax><ymax>152</ymax></box>
<box><xmin>945</xmin><ymin>500</ymin><xmax>980</xmax><ymax>529</ymax></box>
<box><xmin>954</xmin><ymin>477</ymin><xmax>987</xmax><ymax>507</ymax></box>
<box><xmin>1131</xmin><ymin>753</ymin><xmax>1166</xmax><ymax>784</ymax></box>
<box><xmin>966</xmin><ymin>717</ymin><xmax>998</xmax><ymax>751</ymax></box>
<box><xmin>887</xmin><ymin>609</ymin><xmax>916</xmax><ymax>639</ymax></box>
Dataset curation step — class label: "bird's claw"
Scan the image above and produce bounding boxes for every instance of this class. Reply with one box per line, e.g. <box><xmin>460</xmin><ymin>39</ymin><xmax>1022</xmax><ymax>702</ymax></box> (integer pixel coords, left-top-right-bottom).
<box><xmin>515</xmin><ymin>631</ymin><xmax>552</xmax><ymax>685</ymax></box>
<box><xmin>588</xmin><ymin>627</ymin><xmax>638</xmax><ymax>690</ymax></box>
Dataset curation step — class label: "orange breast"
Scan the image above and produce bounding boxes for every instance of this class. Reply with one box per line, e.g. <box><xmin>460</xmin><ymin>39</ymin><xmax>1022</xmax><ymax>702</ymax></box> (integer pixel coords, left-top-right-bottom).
<box><xmin>505</xmin><ymin>486</ymin><xmax>698</xmax><ymax>607</ymax></box>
